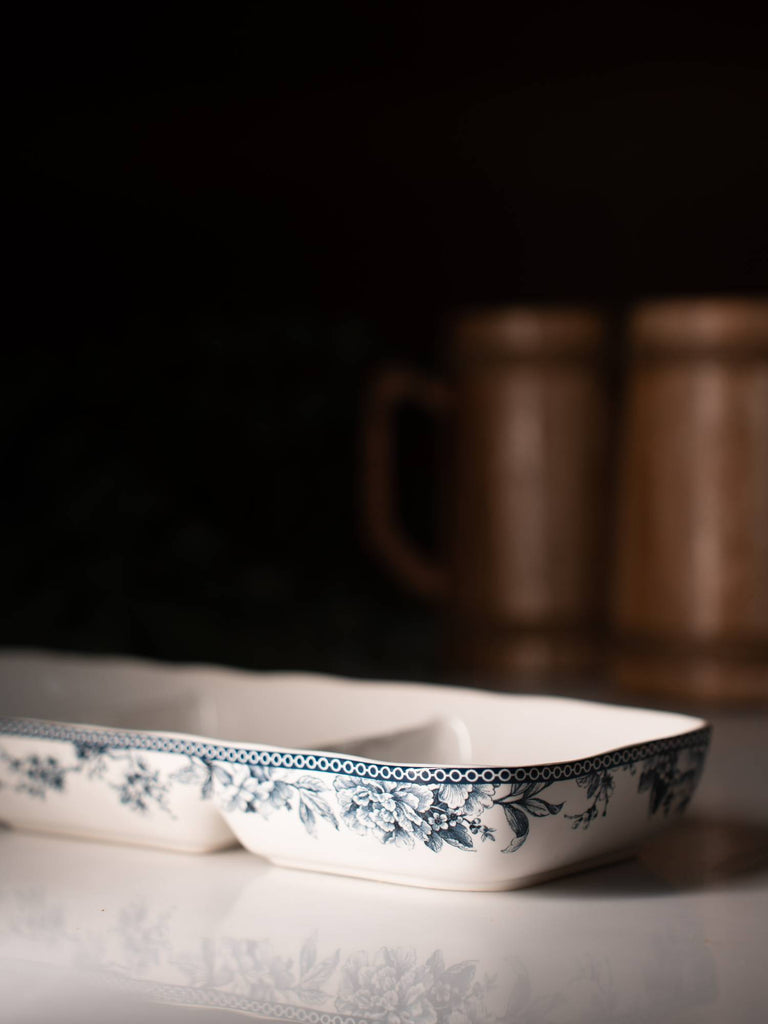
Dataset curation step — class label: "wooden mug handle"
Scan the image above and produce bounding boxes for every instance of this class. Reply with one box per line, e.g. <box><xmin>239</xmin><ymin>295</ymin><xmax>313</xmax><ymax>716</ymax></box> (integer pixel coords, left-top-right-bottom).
<box><xmin>360</xmin><ymin>365</ymin><xmax>451</xmax><ymax>599</ymax></box>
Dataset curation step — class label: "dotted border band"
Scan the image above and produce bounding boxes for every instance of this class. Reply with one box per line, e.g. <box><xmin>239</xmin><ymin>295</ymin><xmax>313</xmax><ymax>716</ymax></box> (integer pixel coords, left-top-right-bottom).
<box><xmin>0</xmin><ymin>716</ymin><xmax>711</xmax><ymax>786</ymax></box>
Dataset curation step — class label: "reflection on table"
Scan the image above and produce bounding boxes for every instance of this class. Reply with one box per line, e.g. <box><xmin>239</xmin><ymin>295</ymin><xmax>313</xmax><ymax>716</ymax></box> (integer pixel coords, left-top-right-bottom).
<box><xmin>1</xmin><ymin>709</ymin><xmax>767</xmax><ymax>1024</ymax></box>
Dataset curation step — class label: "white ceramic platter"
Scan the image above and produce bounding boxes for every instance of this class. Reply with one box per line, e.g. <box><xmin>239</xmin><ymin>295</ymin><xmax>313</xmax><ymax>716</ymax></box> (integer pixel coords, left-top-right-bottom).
<box><xmin>0</xmin><ymin>651</ymin><xmax>710</xmax><ymax>890</ymax></box>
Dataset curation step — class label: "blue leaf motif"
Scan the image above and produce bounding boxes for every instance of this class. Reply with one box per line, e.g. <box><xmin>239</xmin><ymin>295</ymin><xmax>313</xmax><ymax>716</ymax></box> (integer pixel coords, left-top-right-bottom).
<box><xmin>566</xmin><ymin>770</ymin><xmax>614</xmax><ymax>829</ymax></box>
<box><xmin>637</xmin><ymin>748</ymin><xmax>705</xmax><ymax>817</ymax></box>
<box><xmin>494</xmin><ymin>778</ymin><xmax>563</xmax><ymax>853</ymax></box>
<box><xmin>294</xmin><ymin>776</ymin><xmax>326</xmax><ymax>793</ymax></box>
<box><xmin>525</xmin><ymin>797</ymin><xmax>564</xmax><ymax>817</ymax></box>
<box><xmin>211</xmin><ymin>764</ymin><xmax>234</xmax><ymax>790</ymax></box>
<box><xmin>501</xmin><ymin>804</ymin><xmax>529</xmax><ymax>853</ymax></box>
<box><xmin>299</xmin><ymin>797</ymin><xmax>317</xmax><ymax>836</ymax></box>
<box><xmin>172</xmin><ymin>757</ymin><xmax>216</xmax><ymax>800</ymax></box>
<box><xmin>425</xmin><ymin>832</ymin><xmax>444</xmax><ymax>853</ymax></box>
<box><xmin>585</xmin><ymin>774</ymin><xmax>601</xmax><ymax>798</ymax></box>
<box><xmin>299</xmin><ymin>789</ymin><xmax>339</xmax><ymax>831</ymax></box>
<box><xmin>441</xmin><ymin>823</ymin><xmax>474</xmax><ymax>851</ymax></box>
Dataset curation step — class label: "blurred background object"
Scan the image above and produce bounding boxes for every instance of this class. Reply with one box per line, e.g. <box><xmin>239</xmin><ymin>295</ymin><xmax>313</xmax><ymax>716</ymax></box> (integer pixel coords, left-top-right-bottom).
<box><xmin>363</xmin><ymin>307</ymin><xmax>610</xmax><ymax>684</ymax></box>
<box><xmin>613</xmin><ymin>297</ymin><xmax>768</xmax><ymax>702</ymax></box>
<box><xmin>3</xmin><ymin>4</ymin><xmax>768</xmax><ymax>691</ymax></box>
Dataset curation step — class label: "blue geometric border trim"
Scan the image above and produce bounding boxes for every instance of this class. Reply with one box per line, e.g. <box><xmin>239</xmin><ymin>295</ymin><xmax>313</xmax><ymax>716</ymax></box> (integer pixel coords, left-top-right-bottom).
<box><xmin>0</xmin><ymin>716</ymin><xmax>711</xmax><ymax>786</ymax></box>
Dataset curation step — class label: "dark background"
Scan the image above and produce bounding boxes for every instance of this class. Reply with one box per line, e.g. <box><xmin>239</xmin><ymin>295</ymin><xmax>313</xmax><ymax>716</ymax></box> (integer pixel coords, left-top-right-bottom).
<box><xmin>4</xmin><ymin>3</ymin><xmax>767</xmax><ymax>679</ymax></box>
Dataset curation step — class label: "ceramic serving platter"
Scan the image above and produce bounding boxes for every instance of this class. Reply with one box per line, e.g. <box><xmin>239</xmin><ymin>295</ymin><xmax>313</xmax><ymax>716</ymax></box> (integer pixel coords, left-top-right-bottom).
<box><xmin>0</xmin><ymin>651</ymin><xmax>710</xmax><ymax>890</ymax></box>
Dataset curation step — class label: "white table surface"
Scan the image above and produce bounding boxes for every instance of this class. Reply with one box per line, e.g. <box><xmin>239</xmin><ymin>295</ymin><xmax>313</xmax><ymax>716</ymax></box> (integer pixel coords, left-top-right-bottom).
<box><xmin>1</xmin><ymin>695</ymin><xmax>767</xmax><ymax>1023</ymax></box>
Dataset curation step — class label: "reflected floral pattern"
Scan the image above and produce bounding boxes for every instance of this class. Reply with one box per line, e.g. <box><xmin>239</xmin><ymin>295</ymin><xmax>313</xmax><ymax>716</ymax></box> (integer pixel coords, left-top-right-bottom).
<box><xmin>1</xmin><ymin>839</ymin><xmax>719</xmax><ymax>1024</ymax></box>
<box><xmin>4</xmin><ymin>888</ymin><xmax>499</xmax><ymax>1024</ymax></box>
<box><xmin>336</xmin><ymin>947</ymin><xmax>492</xmax><ymax>1024</ymax></box>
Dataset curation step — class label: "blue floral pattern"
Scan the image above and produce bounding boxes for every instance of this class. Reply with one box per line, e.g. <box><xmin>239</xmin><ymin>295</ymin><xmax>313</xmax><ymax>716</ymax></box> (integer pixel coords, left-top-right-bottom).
<box><xmin>0</xmin><ymin>726</ymin><xmax>710</xmax><ymax>856</ymax></box>
<box><xmin>494</xmin><ymin>781</ymin><xmax>564</xmax><ymax>852</ymax></box>
<box><xmin>335</xmin><ymin>778</ymin><xmax>435</xmax><ymax>848</ymax></box>
<box><xmin>178</xmin><ymin>760</ymin><xmax>554</xmax><ymax>854</ymax></box>
<box><xmin>637</xmin><ymin>747</ymin><xmax>707</xmax><ymax>817</ymax></box>
<box><xmin>565</xmin><ymin>770</ymin><xmax>615</xmax><ymax>830</ymax></box>
<box><xmin>565</xmin><ymin>745</ymin><xmax>707</xmax><ymax>830</ymax></box>
<box><xmin>0</xmin><ymin>743</ymin><xmax>173</xmax><ymax>817</ymax></box>
<box><xmin>0</xmin><ymin>751</ymin><xmax>69</xmax><ymax>798</ymax></box>
<box><xmin>168</xmin><ymin>743</ymin><xmax>710</xmax><ymax>852</ymax></box>
<box><xmin>173</xmin><ymin>758</ymin><xmax>339</xmax><ymax>837</ymax></box>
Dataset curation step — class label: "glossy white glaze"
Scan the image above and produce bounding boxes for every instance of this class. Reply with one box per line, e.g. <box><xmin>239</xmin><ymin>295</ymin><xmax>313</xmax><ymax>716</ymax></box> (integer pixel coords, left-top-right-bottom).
<box><xmin>0</xmin><ymin>651</ymin><xmax>710</xmax><ymax>890</ymax></box>
<box><xmin>1</xmin><ymin>703</ymin><xmax>766</xmax><ymax>1023</ymax></box>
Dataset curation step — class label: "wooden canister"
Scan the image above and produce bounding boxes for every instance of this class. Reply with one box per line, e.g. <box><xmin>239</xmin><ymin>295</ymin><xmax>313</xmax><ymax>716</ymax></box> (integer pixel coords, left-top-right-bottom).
<box><xmin>613</xmin><ymin>297</ymin><xmax>768</xmax><ymax>702</ymax></box>
<box><xmin>362</xmin><ymin>306</ymin><xmax>610</xmax><ymax>683</ymax></box>
<box><xmin>444</xmin><ymin>307</ymin><xmax>610</xmax><ymax>679</ymax></box>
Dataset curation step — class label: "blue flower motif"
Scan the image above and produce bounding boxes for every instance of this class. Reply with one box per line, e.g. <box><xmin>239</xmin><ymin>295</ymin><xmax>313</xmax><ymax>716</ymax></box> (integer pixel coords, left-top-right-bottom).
<box><xmin>565</xmin><ymin>770</ymin><xmax>615</xmax><ymax>829</ymax></box>
<box><xmin>74</xmin><ymin>741</ymin><xmax>110</xmax><ymax>762</ymax></box>
<box><xmin>0</xmin><ymin>728</ymin><xmax>709</xmax><ymax>861</ymax></box>
<box><xmin>435</xmin><ymin>782</ymin><xmax>494</xmax><ymax>816</ymax></box>
<box><xmin>334</xmin><ymin>778</ymin><xmax>434</xmax><ymax>849</ymax></box>
<box><xmin>638</xmin><ymin>747</ymin><xmax>706</xmax><ymax>817</ymax></box>
<box><xmin>215</xmin><ymin>764</ymin><xmax>294</xmax><ymax>816</ymax></box>
<box><xmin>15</xmin><ymin>754</ymin><xmax>67</xmax><ymax>797</ymax></box>
<box><xmin>113</xmin><ymin>758</ymin><xmax>170</xmax><ymax>815</ymax></box>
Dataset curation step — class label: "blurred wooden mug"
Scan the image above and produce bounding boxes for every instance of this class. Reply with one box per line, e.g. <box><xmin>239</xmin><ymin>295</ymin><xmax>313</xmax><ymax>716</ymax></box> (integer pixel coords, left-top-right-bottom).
<box><xmin>613</xmin><ymin>296</ymin><xmax>768</xmax><ymax>702</ymax></box>
<box><xmin>361</xmin><ymin>306</ymin><xmax>611</xmax><ymax>683</ymax></box>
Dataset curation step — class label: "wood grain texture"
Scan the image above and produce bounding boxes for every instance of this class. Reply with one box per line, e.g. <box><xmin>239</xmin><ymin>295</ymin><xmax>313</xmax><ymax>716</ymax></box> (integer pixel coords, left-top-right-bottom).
<box><xmin>613</xmin><ymin>297</ymin><xmax>768</xmax><ymax>702</ymax></box>
<box><xmin>445</xmin><ymin>307</ymin><xmax>610</xmax><ymax>678</ymax></box>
